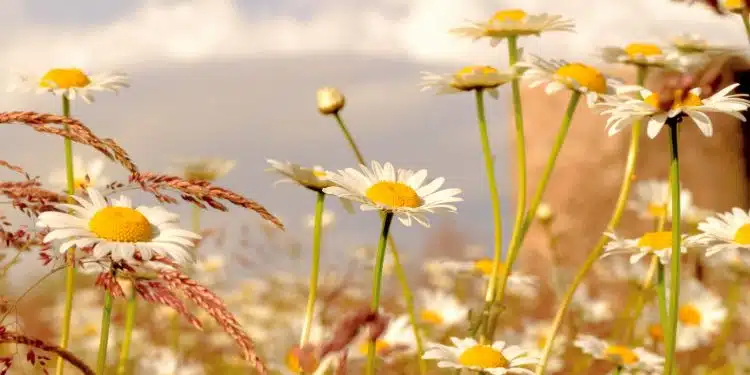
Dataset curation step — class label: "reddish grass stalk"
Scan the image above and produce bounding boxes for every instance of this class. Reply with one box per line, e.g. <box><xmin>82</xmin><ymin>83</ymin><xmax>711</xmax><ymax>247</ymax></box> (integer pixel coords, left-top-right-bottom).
<box><xmin>0</xmin><ymin>328</ymin><xmax>94</xmax><ymax>375</ymax></box>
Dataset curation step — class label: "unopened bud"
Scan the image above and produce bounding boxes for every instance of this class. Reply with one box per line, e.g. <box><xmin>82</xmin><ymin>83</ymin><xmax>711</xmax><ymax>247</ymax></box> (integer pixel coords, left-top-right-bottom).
<box><xmin>316</xmin><ymin>87</ymin><xmax>345</xmax><ymax>115</ymax></box>
<box><xmin>535</xmin><ymin>203</ymin><xmax>554</xmax><ymax>223</ymax></box>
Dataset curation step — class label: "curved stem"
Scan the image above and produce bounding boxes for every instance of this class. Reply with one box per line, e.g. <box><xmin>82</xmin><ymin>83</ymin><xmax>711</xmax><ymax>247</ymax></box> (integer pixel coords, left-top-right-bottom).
<box><xmin>300</xmin><ymin>192</ymin><xmax>326</xmax><ymax>347</ymax></box>
<box><xmin>56</xmin><ymin>95</ymin><xmax>76</xmax><ymax>375</ymax></box>
<box><xmin>535</xmin><ymin>111</ymin><xmax>642</xmax><ymax>375</ymax></box>
<box><xmin>116</xmin><ymin>290</ymin><xmax>137</xmax><ymax>375</ymax></box>
<box><xmin>664</xmin><ymin>121</ymin><xmax>682</xmax><ymax>375</ymax></box>
<box><xmin>330</xmin><ymin>113</ymin><xmax>427</xmax><ymax>374</ymax></box>
<box><xmin>365</xmin><ymin>212</ymin><xmax>394</xmax><ymax>375</ymax></box>
<box><xmin>96</xmin><ymin>291</ymin><xmax>114</xmax><ymax>375</ymax></box>
<box><xmin>742</xmin><ymin>11</ymin><xmax>750</xmax><ymax>44</ymax></box>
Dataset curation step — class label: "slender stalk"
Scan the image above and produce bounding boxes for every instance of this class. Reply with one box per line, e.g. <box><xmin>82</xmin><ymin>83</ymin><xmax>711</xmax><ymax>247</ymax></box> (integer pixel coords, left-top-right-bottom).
<box><xmin>116</xmin><ymin>290</ymin><xmax>137</xmax><ymax>375</ymax></box>
<box><xmin>664</xmin><ymin>121</ymin><xmax>682</xmax><ymax>375</ymax></box>
<box><xmin>191</xmin><ymin>206</ymin><xmax>201</xmax><ymax>240</ymax></box>
<box><xmin>614</xmin><ymin>366</ymin><xmax>623</xmax><ymax>375</ymax></box>
<box><xmin>535</xmin><ymin>107</ymin><xmax>642</xmax><ymax>375</ymax></box>
<box><xmin>365</xmin><ymin>212</ymin><xmax>394</xmax><ymax>375</ymax></box>
<box><xmin>709</xmin><ymin>281</ymin><xmax>740</xmax><ymax>363</ymax></box>
<box><xmin>742</xmin><ymin>11</ymin><xmax>750</xmax><ymax>44</ymax></box>
<box><xmin>96</xmin><ymin>291</ymin><xmax>114</xmax><ymax>375</ymax></box>
<box><xmin>656</xmin><ymin>263</ymin><xmax>669</xmax><ymax>346</ymax></box>
<box><xmin>300</xmin><ymin>192</ymin><xmax>326</xmax><ymax>347</ymax></box>
<box><xmin>329</xmin><ymin>112</ymin><xmax>427</xmax><ymax>374</ymax></box>
<box><xmin>55</xmin><ymin>95</ymin><xmax>76</xmax><ymax>375</ymax></box>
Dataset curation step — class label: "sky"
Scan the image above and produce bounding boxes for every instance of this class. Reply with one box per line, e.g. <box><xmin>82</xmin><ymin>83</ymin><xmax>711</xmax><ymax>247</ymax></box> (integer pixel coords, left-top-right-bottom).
<box><xmin>0</xmin><ymin>0</ymin><xmax>747</xmax><ymax>280</ymax></box>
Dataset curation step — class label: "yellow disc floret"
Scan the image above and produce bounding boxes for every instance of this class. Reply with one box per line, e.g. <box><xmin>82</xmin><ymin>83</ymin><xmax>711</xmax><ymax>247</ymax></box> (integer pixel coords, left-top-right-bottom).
<box><xmin>637</xmin><ymin>231</ymin><xmax>672</xmax><ymax>250</ymax></box>
<box><xmin>89</xmin><ymin>207</ymin><xmax>153</xmax><ymax>242</ymax></box>
<box><xmin>678</xmin><ymin>304</ymin><xmax>702</xmax><ymax>326</ymax></box>
<box><xmin>458</xmin><ymin>345</ymin><xmax>509</xmax><ymax>368</ymax></box>
<box><xmin>647</xmin><ymin>202</ymin><xmax>667</xmax><ymax>218</ymax></box>
<box><xmin>491</xmin><ymin>9</ymin><xmax>527</xmax><ymax>22</ymax></box>
<box><xmin>555</xmin><ymin>63</ymin><xmax>607</xmax><ymax>93</ymax></box>
<box><xmin>624</xmin><ymin>43</ymin><xmax>663</xmax><ymax>57</ymax></box>
<box><xmin>420</xmin><ymin>309</ymin><xmax>444</xmax><ymax>325</ymax></box>
<box><xmin>40</xmin><ymin>68</ymin><xmax>91</xmax><ymax>89</ymax></box>
<box><xmin>734</xmin><ymin>223</ymin><xmax>750</xmax><ymax>245</ymax></box>
<box><xmin>365</xmin><ymin>182</ymin><xmax>422</xmax><ymax>209</ymax></box>
<box><xmin>604</xmin><ymin>345</ymin><xmax>639</xmax><ymax>365</ymax></box>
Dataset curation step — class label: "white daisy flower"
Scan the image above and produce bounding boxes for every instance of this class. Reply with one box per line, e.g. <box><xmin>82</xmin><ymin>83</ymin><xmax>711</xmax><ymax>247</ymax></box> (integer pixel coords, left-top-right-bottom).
<box><xmin>670</xmin><ymin>279</ymin><xmax>727</xmax><ymax>351</ymax></box>
<box><xmin>627</xmin><ymin>180</ymin><xmax>694</xmax><ymax>221</ymax></box>
<box><xmin>701</xmin><ymin>246</ymin><xmax>750</xmax><ymax>274</ymax></box>
<box><xmin>323</xmin><ymin>161</ymin><xmax>462</xmax><ymax>228</ymax></box>
<box><xmin>420</xmin><ymin>65</ymin><xmax>515</xmax><ymax>98</ymax></box>
<box><xmin>173</xmin><ymin>157</ymin><xmax>235</xmax><ymax>181</ymax></box>
<box><xmin>593</xmin><ymin>257</ymin><xmax>650</xmax><ymax>286</ymax></box>
<box><xmin>722</xmin><ymin>0</ymin><xmax>749</xmax><ymax>13</ymax></box>
<box><xmin>667</xmin><ymin>33</ymin><xmax>746</xmax><ymax>70</ymax></box>
<box><xmin>450</xmin><ymin>9</ymin><xmax>574</xmax><ymax>46</ymax></box>
<box><xmin>306</xmin><ymin>209</ymin><xmax>335</xmax><ymax>229</ymax></box>
<box><xmin>599</xmin><ymin>83</ymin><xmax>750</xmax><ymax>138</ymax></box>
<box><xmin>417</xmin><ymin>289</ymin><xmax>469</xmax><ymax>329</ymax></box>
<box><xmin>192</xmin><ymin>254</ymin><xmax>226</xmax><ymax>285</ymax></box>
<box><xmin>351</xmin><ymin>315</ymin><xmax>417</xmax><ymax>361</ymax></box>
<box><xmin>48</xmin><ymin>156</ymin><xmax>110</xmax><ymax>193</ymax></box>
<box><xmin>517</xmin><ymin>57</ymin><xmax>621</xmax><ymax>107</ymax></box>
<box><xmin>603</xmin><ymin>231</ymin><xmax>693</xmax><ymax>265</ymax></box>
<box><xmin>423</xmin><ymin>337</ymin><xmax>539</xmax><ymax>374</ymax></box>
<box><xmin>574</xmin><ymin>335</ymin><xmax>664</xmax><ymax>372</ymax></box>
<box><xmin>691</xmin><ymin>207</ymin><xmax>750</xmax><ymax>256</ymax></box>
<box><xmin>267</xmin><ymin>159</ymin><xmax>333</xmax><ymax>191</ymax></box>
<box><xmin>600</xmin><ymin>43</ymin><xmax>676</xmax><ymax>69</ymax></box>
<box><xmin>36</xmin><ymin>187</ymin><xmax>200</xmax><ymax>265</ymax></box>
<box><xmin>504</xmin><ymin>320</ymin><xmax>567</xmax><ymax>373</ymax></box>
<box><xmin>435</xmin><ymin>258</ymin><xmax>539</xmax><ymax>299</ymax></box>
<box><xmin>572</xmin><ymin>284</ymin><xmax>614</xmax><ymax>323</ymax></box>
<box><xmin>8</xmin><ymin>68</ymin><xmax>128</xmax><ymax>103</ymax></box>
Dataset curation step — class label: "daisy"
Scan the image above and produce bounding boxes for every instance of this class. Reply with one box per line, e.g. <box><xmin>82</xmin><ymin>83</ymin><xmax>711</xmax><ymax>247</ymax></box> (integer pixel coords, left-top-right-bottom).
<box><xmin>691</xmin><ymin>207</ymin><xmax>750</xmax><ymax>256</ymax></box>
<box><xmin>174</xmin><ymin>157</ymin><xmax>236</xmax><ymax>182</ymax></box>
<box><xmin>517</xmin><ymin>57</ymin><xmax>621</xmax><ymax>106</ymax></box>
<box><xmin>450</xmin><ymin>9</ymin><xmax>575</xmax><ymax>46</ymax></box>
<box><xmin>322</xmin><ymin>161</ymin><xmax>462</xmax><ymax>228</ymax></box>
<box><xmin>600</xmin><ymin>43</ymin><xmax>675</xmax><ymax>69</ymax></box>
<box><xmin>423</xmin><ymin>337</ymin><xmax>539</xmax><ymax>374</ymax></box>
<box><xmin>351</xmin><ymin>315</ymin><xmax>417</xmax><ymax>361</ymax></box>
<box><xmin>504</xmin><ymin>321</ymin><xmax>567</xmax><ymax>373</ymax></box>
<box><xmin>316</xmin><ymin>86</ymin><xmax>346</xmax><ymax>115</ymax></box>
<box><xmin>8</xmin><ymin>68</ymin><xmax>128</xmax><ymax>103</ymax></box>
<box><xmin>667</xmin><ymin>34</ymin><xmax>746</xmax><ymax>69</ymax></box>
<box><xmin>48</xmin><ymin>156</ymin><xmax>110</xmax><ymax>193</ymax></box>
<box><xmin>266</xmin><ymin>159</ymin><xmax>334</xmax><ymax>192</ymax></box>
<box><xmin>574</xmin><ymin>335</ymin><xmax>663</xmax><ymax>372</ymax></box>
<box><xmin>417</xmin><ymin>289</ymin><xmax>469</xmax><ymax>329</ymax></box>
<box><xmin>571</xmin><ymin>283</ymin><xmax>613</xmax><ymax>323</ymax></box>
<box><xmin>36</xmin><ymin>187</ymin><xmax>200</xmax><ymax>265</ymax></box>
<box><xmin>671</xmin><ymin>279</ymin><xmax>727</xmax><ymax>351</ymax></box>
<box><xmin>593</xmin><ymin>257</ymin><xmax>650</xmax><ymax>286</ymax></box>
<box><xmin>420</xmin><ymin>65</ymin><xmax>515</xmax><ymax>98</ymax></box>
<box><xmin>627</xmin><ymin>180</ymin><xmax>694</xmax><ymax>221</ymax></box>
<box><xmin>723</xmin><ymin>0</ymin><xmax>748</xmax><ymax>13</ymax></box>
<box><xmin>436</xmin><ymin>258</ymin><xmax>540</xmax><ymax>299</ymax></box>
<box><xmin>599</xmin><ymin>83</ymin><xmax>750</xmax><ymax>138</ymax></box>
<box><xmin>602</xmin><ymin>231</ymin><xmax>692</xmax><ymax>265</ymax></box>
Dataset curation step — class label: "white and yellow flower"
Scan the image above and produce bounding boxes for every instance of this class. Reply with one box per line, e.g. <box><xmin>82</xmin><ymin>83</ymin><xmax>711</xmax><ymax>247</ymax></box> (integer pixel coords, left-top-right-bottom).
<box><xmin>518</xmin><ymin>57</ymin><xmax>620</xmax><ymax>106</ymax></box>
<box><xmin>417</xmin><ymin>289</ymin><xmax>469</xmax><ymax>329</ymax></box>
<box><xmin>574</xmin><ymin>335</ymin><xmax>663</xmax><ymax>372</ymax></box>
<box><xmin>603</xmin><ymin>231</ymin><xmax>691</xmax><ymax>265</ymax></box>
<box><xmin>423</xmin><ymin>337</ymin><xmax>539</xmax><ymax>375</ymax></box>
<box><xmin>323</xmin><ymin>161</ymin><xmax>462</xmax><ymax>227</ymax></box>
<box><xmin>627</xmin><ymin>180</ymin><xmax>694</xmax><ymax>221</ymax></box>
<box><xmin>351</xmin><ymin>315</ymin><xmax>417</xmax><ymax>361</ymax></box>
<box><xmin>8</xmin><ymin>68</ymin><xmax>128</xmax><ymax>103</ymax></box>
<box><xmin>435</xmin><ymin>258</ymin><xmax>539</xmax><ymax>299</ymax></box>
<box><xmin>420</xmin><ymin>65</ymin><xmax>515</xmax><ymax>98</ymax></box>
<box><xmin>48</xmin><ymin>156</ymin><xmax>110</xmax><ymax>193</ymax></box>
<box><xmin>691</xmin><ymin>207</ymin><xmax>750</xmax><ymax>256</ymax></box>
<box><xmin>174</xmin><ymin>157</ymin><xmax>236</xmax><ymax>182</ymax></box>
<box><xmin>266</xmin><ymin>159</ymin><xmax>333</xmax><ymax>191</ymax></box>
<box><xmin>450</xmin><ymin>9</ymin><xmax>575</xmax><ymax>46</ymax></box>
<box><xmin>572</xmin><ymin>284</ymin><xmax>613</xmax><ymax>323</ymax></box>
<box><xmin>599</xmin><ymin>83</ymin><xmax>750</xmax><ymax>138</ymax></box>
<box><xmin>600</xmin><ymin>43</ymin><xmax>675</xmax><ymax>69</ymax></box>
<box><xmin>672</xmin><ymin>280</ymin><xmax>726</xmax><ymax>351</ymax></box>
<box><xmin>667</xmin><ymin>33</ymin><xmax>745</xmax><ymax>70</ymax></box>
<box><xmin>723</xmin><ymin>0</ymin><xmax>749</xmax><ymax>13</ymax></box>
<box><xmin>505</xmin><ymin>321</ymin><xmax>567</xmax><ymax>373</ymax></box>
<box><xmin>36</xmin><ymin>187</ymin><xmax>200</xmax><ymax>265</ymax></box>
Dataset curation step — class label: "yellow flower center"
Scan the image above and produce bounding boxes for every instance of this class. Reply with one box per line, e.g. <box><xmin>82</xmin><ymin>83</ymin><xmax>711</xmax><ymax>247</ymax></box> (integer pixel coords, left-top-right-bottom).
<box><xmin>555</xmin><ymin>63</ymin><xmax>607</xmax><ymax>93</ymax></box>
<box><xmin>88</xmin><ymin>207</ymin><xmax>153</xmax><ymax>243</ymax></box>
<box><xmin>457</xmin><ymin>345</ymin><xmax>509</xmax><ymax>368</ymax></box>
<box><xmin>647</xmin><ymin>203</ymin><xmax>667</xmax><ymax>218</ymax></box>
<box><xmin>420</xmin><ymin>309</ymin><xmax>444</xmax><ymax>325</ymax></box>
<box><xmin>624</xmin><ymin>43</ymin><xmax>663</xmax><ymax>57</ymax></box>
<box><xmin>473</xmin><ymin>258</ymin><xmax>504</xmax><ymax>276</ymax></box>
<box><xmin>678</xmin><ymin>304</ymin><xmax>702</xmax><ymax>326</ymax></box>
<box><xmin>456</xmin><ymin>65</ymin><xmax>499</xmax><ymax>77</ymax></box>
<box><xmin>648</xmin><ymin>324</ymin><xmax>664</xmax><ymax>341</ymax></box>
<box><xmin>536</xmin><ymin>334</ymin><xmax>548</xmax><ymax>349</ymax></box>
<box><xmin>637</xmin><ymin>231</ymin><xmax>673</xmax><ymax>250</ymax></box>
<box><xmin>604</xmin><ymin>345</ymin><xmax>639</xmax><ymax>365</ymax></box>
<box><xmin>733</xmin><ymin>224</ymin><xmax>750</xmax><ymax>245</ymax></box>
<box><xmin>359</xmin><ymin>340</ymin><xmax>391</xmax><ymax>355</ymax></box>
<box><xmin>73</xmin><ymin>177</ymin><xmax>92</xmax><ymax>190</ymax></box>
<box><xmin>365</xmin><ymin>182</ymin><xmax>422</xmax><ymax>209</ymax></box>
<box><xmin>285</xmin><ymin>348</ymin><xmax>318</xmax><ymax>372</ymax></box>
<box><xmin>82</xmin><ymin>323</ymin><xmax>98</xmax><ymax>337</ymax></box>
<box><xmin>645</xmin><ymin>90</ymin><xmax>702</xmax><ymax>112</ymax></box>
<box><xmin>185</xmin><ymin>168</ymin><xmax>219</xmax><ymax>181</ymax></box>
<box><xmin>39</xmin><ymin>68</ymin><xmax>91</xmax><ymax>89</ymax></box>
<box><xmin>491</xmin><ymin>9</ymin><xmax>527</xmax><ymax>22</ymax></box>
<box><xmin>725</xmin><ymin>0</ymin><xmax>748</xmax><ymax>11</ymax></box>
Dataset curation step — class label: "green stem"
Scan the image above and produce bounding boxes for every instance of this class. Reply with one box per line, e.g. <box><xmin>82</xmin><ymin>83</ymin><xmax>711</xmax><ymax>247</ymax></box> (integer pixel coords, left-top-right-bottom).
<box><xmin>96</xmin><ymin>291</ymin><xmax>114</xmax><ymax>375</ymax></box>
<box><xmin>191</xmin><ymin>205</ymin><xmax>201</xmax><ymax>235</ymax></box>
<box><xmin>55</xmin><ymin>95</ymin><xmax>76</xmax><ymax>375</ymax></box>
<box><xmin>664</xmin><ymin>121</ymin><xmax>682</xmax><ymax>375</ymax></box>
<box><xmin>330</xmin><ymin>112</ymin><xmax>427</xmax><ymax>374</ymax></box>
<box><xmin>614</xmin><ymin>366</ymin><xmax>623</xmax><ymax>375</ymax></box>
<box><xmin>365</xmin><ymin>212</ymin><xmax>394</xmax><ymax>375</ymax></box>
<box><xmin>116</xmin><ymin>290</ymin><xmax>137</xmax><ymax>375</ymax></box>
<box><xmin>657</xmin><ymin>263</ymin><xmax>669</xmax><ymax>346</ymax></box>
<box><xmin>710</xmin><ymin>281</ymin><xmax>740</xmax><ymax>363</ymax></box>
<box><xmin>742</xmin><ymin>11</ymin><xmax>750</xmax><ymax>45</ymax></box>
<box><xmin>535</xmin><ymin>107</ymin><xmax>642</xmax><ymax>375</ymax></box>
<box><xmin>300</xmin><ymin>192</ymin><xmax>326</xmax><ymax>347</ymax></box>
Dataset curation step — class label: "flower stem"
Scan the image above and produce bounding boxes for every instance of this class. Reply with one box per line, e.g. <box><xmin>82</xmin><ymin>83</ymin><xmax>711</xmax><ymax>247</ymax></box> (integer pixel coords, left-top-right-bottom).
<box><xmin>742</xmin><ymin>11</ymin><xmax>750</xmax><ymax>44</ymax></box>
<box><xmin>657</xmin><ymin>262</ymin><xmax>669</xmax><ymax>344</ymax></box>
<box><xmin>55</xmin><ymin>95</ymin><xmax>76</xmax><ymax>375</ymax></box>
<box><xmin>96</xmin><ymin>290</ymin><xmax>114</xmax><ymax>375</ymax></box>
<box><xmin>664</xmin><ymin>120</ymin><xmax>682</xmax><ymax>375</ymax></box>
<box><xmin>329</xmin><ymin>113</ymin><xmax>427</xmax><ymax>374</ymax></box>
<box><xmin>300</xmin><ymin>192</ymin><xmax>326</xmax><ymax>347</ymax></box>
<box><xmin>365</xmin><ymin>212</ymin><xmax>394</xmax><ymax>375</ymax></box>
<box><xmin>535</xmin><ymin>104</ymin><xmax>642</xmax><ymax>375</ymax></box>
<box><xmin>116</xmin><ymin>289</ymin><xmax>137</xmax><ymax>375</ymax></box>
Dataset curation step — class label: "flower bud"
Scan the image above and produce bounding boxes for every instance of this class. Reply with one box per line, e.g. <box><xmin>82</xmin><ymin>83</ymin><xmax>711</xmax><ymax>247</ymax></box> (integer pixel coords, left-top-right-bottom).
<box><xmin>316</xmin><ymin>87</ymin><xmax>345</xmax><ymax>115</ymax></box>
<box><xmin>535</xmin><ymin>203</ymin><xmax>554</xmax><ymax>224</ymax></box>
